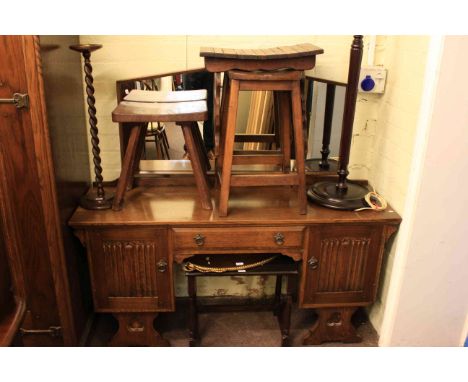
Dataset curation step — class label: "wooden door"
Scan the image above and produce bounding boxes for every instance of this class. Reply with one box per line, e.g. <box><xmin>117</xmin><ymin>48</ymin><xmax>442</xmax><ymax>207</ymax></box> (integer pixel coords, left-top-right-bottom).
<box><xmin>0</xmin><ymin>215</ymin><xmax>26</xmax><ymax>346</ymax></box>
<box><xmin>300</xmin><ymin>224</ymin><xmax>384</xmax><ymax>308</ymax></box>
<box><xmin>86</xmin><ymin>228</ymin><xmax>174</xmax><ymax>312</ymax></box>
<box><xmin>0</xmin><ymin>35</ymin><xmax>76</xmax><ymax>345</ymax></box>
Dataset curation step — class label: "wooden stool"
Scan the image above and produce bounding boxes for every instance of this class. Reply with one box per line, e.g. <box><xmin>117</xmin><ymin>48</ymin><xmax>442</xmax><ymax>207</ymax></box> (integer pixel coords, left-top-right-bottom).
<box><xmin>200</xmin><ymin>44</ymin><xmax>324</xmax><ymax>216</ymax></box>
<box><xmin>184</xmin><ymin>254</ymin><xmax>298</xmax><ymax>347</ymax></box>
<box><xmin>111</xmin><ymin>89</ymin><xmax>212</xmax><ymax>211</ymax></box>
<box><xmin>219</xmin><ymin>69</ymin><xmax>308</xmax><ymax>217</ymax></box>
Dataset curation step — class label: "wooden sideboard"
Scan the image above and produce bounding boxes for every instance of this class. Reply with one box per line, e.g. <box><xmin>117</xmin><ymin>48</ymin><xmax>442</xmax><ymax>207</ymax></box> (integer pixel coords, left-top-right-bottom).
<box><xmin>69</xmin><ymin>185</ymin><xmax>401</xmax><ymax>346</ymax></box>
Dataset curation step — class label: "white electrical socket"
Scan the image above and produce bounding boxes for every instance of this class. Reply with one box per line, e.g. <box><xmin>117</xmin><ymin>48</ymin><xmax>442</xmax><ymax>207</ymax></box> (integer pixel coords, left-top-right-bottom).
<box><xmin>359</xmin><ymin>66</ymin><xmax>387</xmax><ymax>94</ymax></box>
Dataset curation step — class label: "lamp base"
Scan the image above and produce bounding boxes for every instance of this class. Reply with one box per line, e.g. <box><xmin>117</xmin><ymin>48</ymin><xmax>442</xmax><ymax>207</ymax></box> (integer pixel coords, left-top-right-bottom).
<box><xmin>307</xmin><ymin>181</ymin><xmax>368</xmax><ymax>210</ymax></box>
<box><xmin>80</xmin><ymin>189</ymin><xmax>114</xmax><ymax>210</ymax></box>
<box><xmin>305</xmin><ymin>158</ymin><xmax>339</xmax><ymax>173</ymax></box>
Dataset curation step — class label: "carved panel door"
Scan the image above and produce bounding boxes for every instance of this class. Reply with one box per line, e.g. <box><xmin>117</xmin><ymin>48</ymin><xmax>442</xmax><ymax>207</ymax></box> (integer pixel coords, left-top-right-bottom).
<box><xmin>86</xmin><ymin>228</ymin><xmax>174</xmax><ymax>312</ymax></box>
<box><xmin>300</xmin><ymin>224</ymin><xmax>384</xmax><ymax>308</ymax></box>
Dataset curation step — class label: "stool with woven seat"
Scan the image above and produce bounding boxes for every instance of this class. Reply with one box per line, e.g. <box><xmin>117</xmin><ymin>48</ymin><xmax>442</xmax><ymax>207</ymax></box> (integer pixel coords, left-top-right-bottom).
<box><xmin>111</xmin><ymin>89</ymin><xmax>212</xmax><ymax>211</ymax></box>
<box><xmin>200</xmin><ymin>44</ymin><xmax>324</xmax><ymax>216</ymax></box>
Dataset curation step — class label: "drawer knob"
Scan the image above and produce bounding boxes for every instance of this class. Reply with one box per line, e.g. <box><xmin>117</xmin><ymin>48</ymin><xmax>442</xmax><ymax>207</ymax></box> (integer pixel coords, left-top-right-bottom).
<box><xmin>157</xmin><ymin>259</ymin><xmax>168</xmax><ymax>273</ymax></box>
<box><xmin>274</xmin><ymin>232</ymin><xmax>285</xmax><ymax>245</ymax></box>
<box><xmin>193</xmin><ymin>234</ymin><xmax>205</xmax><ymax>246</ymax></box>
<box><xmin>308</xmin><ymin>256</ymin><xmax>319</xmax><ymax>270</ymax></box>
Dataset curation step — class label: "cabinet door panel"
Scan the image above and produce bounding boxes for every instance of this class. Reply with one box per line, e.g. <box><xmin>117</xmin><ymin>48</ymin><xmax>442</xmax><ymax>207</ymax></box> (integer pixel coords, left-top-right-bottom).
<box><xmin>301</xmin><ymin>225</ymin><xmax>383</xmax><ymax>307</ymax></box>
<box><xmin>87</xmin><ymin>228</ymin><xmax>173</xmax><ymax>312</ymax></box>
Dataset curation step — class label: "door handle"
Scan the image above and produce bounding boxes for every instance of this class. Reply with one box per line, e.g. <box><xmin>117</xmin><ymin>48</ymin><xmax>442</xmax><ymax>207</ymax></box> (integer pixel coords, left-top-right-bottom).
<box><xmin>0</xmin><ymin>93</ymin><xmax>29</xmax><ymax>109</ymax></box>
<box><xmin>308</xmin><ymin>256</ymin><xmax>319</xmax><ymax>270</ymax></box>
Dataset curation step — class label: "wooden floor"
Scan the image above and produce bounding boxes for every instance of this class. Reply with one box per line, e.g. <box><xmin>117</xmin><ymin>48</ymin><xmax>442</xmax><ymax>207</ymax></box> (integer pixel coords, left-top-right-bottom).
<box><xmin>86</xmin><ymin>301</ymin><xmax>379</xmax><ymax>347</ymax></box>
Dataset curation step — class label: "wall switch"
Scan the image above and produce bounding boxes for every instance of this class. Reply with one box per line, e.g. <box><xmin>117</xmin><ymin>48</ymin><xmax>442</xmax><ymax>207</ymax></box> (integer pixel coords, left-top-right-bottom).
<box><xmin>359</xmin><ymin>66</ymin><xmax>387</xmax><ymax>94</ymax></box>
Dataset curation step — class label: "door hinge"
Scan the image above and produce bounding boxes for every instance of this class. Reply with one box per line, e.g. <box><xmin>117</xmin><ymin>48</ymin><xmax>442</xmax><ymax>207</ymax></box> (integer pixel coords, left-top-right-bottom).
<box><xmin>19</xmin><ymin>326</ymin><xmax>62</xmax><ymax>338</ymax></box>
<box><xmin>0</xmin><ymin>93</ymin><xmax>30</xmax><ymax>109</ymax></box>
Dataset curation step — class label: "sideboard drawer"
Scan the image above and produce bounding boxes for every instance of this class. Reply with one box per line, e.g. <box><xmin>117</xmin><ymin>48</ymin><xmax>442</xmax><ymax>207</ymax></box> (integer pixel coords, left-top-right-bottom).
<box><xmin>172</xmin><ymin>226</ymin><xmax>305</xmax><ymax>252</ymax></box>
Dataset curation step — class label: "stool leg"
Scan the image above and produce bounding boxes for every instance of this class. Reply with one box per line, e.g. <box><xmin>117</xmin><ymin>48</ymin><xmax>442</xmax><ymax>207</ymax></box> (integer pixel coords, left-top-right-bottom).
<box><xmin>188</xmin><ymin>277</ymin><xmax>199</xmax><ymax>346</ymax></box>
<box><xmin>192</xmin><ymin>122</ymin><xmax>211</xmax><ymax>172</ymax></box>
<box><xmin>291</xmin><ymin>83</ymin><xmax>307</xmax><ymax>215</ymax></box>
<box><xmin>219</xmin><ymin>78</ymin><xmax>239</xmax><ymax>217</ymax></box>
<box><xmin>273</xmin><ymin>91</ymin><xmax>281</xmax><ymax>151</ymax></box>
<box><xmin>217</xmin><ymin>74</ymin><xmax>231</xmax><ymax>181</ymax></box>
<box><xmin>127</xmin><ymin>124</ymin><xmax>147</xmax><ymax>191</ymax></box>
<box><xmin>300</xmin><ymin>77</ymin><xmax>309</xmax><ymax>158</ymax></box>
<box><xmin>278</xmin><ymin>92</ymin><xmax>292</xmax><ymax>173</ymax></box>
<box><xmin>180</xmin><ymin>123</ymin><xmax>212</xmax><ymax>210</ymax></box>
<box><xmin>161</xmin><ymin>131</ymin><xmax>171</xmax><ymax>159</ymax></box>
<box><xmin>113</xmin><ymin>124</ymin><xmax>143</xmax><ymax>211</ymax></box>
<box><xmin>155</xmin><ymin>135</ymin><xmax>163</xmax><ymax>159</ymax></box>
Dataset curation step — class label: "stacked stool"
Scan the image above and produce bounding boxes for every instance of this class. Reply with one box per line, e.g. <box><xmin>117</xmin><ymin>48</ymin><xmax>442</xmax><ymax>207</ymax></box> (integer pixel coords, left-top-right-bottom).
<box><xmin>201</xmin><ymin>44</ymin><xmax>324</xmax><ymax>216</ymax></box>
<box><xmin>111</xmin><ymin>89</ymin><xmax>212</xmax><ymax>211</ymax></box>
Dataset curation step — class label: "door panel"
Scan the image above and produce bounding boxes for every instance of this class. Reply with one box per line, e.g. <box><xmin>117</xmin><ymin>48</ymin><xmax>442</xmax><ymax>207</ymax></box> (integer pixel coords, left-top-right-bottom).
<box><xmin>301</xmin><ymin>224</ymin><xmax>383</xmax><ymax>307</ymax></box>
<box><xmin>87</xmin><ymin>228</ymin><xmax>174</xmax><ymax>312</ymax></box>
<box><xmin>0</xmin><ymin>223</ymin><xmax>14</xmax><ymax>319</ymax></box>
<box><xmin>0</xmin><ymin>35</ymin><xmax>77</xmax><ymax>345</ymax></box>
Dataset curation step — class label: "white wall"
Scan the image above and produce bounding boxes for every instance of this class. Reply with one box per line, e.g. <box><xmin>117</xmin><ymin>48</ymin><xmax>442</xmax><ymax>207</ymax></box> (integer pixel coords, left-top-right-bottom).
<box><xmin>367</xmin><ymin>36</ymin><xmax>431</xmax><ymax>331</ymax></box>
<box><xmin>379</xmin><ymin>36</ymin><xmax>468</xmax><ymax>346</ymax></box>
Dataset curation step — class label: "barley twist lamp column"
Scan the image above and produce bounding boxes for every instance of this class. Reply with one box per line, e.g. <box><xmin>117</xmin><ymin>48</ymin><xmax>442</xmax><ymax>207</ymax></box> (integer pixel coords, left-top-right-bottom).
<box><xmin>70</xmin><ymin>44</ymin><xmax>113</xmax><ymax>210</ymax></box>
<box><xmin>307</xmin><ymin>35</ymin><xmax>368</xmax><ymax>210</ymax></box>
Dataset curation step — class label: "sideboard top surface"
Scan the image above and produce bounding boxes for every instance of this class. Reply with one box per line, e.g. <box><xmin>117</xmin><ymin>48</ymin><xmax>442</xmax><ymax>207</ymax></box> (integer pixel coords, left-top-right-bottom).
<box><xmin>69</xmin><ymin>186</ymin><xmax>401</xmax><ymax>227</ymax></box>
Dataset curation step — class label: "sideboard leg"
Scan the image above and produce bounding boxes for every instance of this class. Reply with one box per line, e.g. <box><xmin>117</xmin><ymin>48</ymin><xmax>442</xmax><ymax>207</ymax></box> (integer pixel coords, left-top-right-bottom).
<box><xmin>303</xmin><ymin>307</ymin><xmax>361</xmax><ymax>345</ymax></box>
<box><xmin>109</xmin><ymin>313</ymin><xmax>169</xmax><ymax>347</ymax></box>
<box><xmin>187</xmin><ymin>276</ymin><xmax>200</xmax><ymax>347</ymax></box>
<box><xmin>280</xmin><ymin>294</ymin><xmax>292</xmax><ymax>347</ymax></box>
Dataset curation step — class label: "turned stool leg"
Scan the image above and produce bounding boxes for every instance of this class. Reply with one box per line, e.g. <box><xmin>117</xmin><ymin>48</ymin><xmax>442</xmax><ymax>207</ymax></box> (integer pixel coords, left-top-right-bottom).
<box><xmin>180</xmin><ymin>122</ymin><xmax>212</xmax><ymax>210</ymax></box>
<box><xmin>291</xmin><ymin>83</ymin><xmax>307</xmax><ymax>215</ymax></box>
<box><xmin>109</xmin><ymin>312</ymin><xmax>169</xmax><ymax>347</ymax></box>
<box><xmin>188</xmin><ymin>276</ymin><xmax>199</xmax><ymax>346</ymax></box>
<box><xmin>112</xmin><ymin>124</ymin><xmax>143</xmax><ymax>211</ymax></box>
<box><xmin>219</xmin><ymin>78</ymin><xmax>240</xmax><ymax>217</ymax></box>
